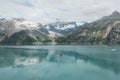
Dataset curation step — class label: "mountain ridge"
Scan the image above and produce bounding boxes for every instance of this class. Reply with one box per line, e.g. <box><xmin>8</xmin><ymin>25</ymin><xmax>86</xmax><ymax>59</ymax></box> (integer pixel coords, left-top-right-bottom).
<box><xmin>0</xmin><ymin>11</ymin><xmax>120</xmax><ymax>45</ymax></box>
<box><xmin>0</xmin><ymin>18</ymin><xmax>50</xmax><ymax>45</ymax></box>
<box><xmin>55</xmin><ymin>11</ymin><xmax>120</xmax><ymax>45</ymax></box>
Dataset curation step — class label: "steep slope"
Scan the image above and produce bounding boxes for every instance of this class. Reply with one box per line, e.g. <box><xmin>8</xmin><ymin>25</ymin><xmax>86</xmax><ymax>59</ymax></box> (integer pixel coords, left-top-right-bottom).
<box><xmin>0</xmin><ymin>18</ymin><xmax>50</xmax><ymax>45</ymax></box>
<box><xmin>105</xmin><ymin>22</ymin><xmax>120</xmax><ymax>44</ymax></box>
<box><xmin>56</xmin><ymin>11</ymin><xmax>120</xmax><ymax>44</ymax></box>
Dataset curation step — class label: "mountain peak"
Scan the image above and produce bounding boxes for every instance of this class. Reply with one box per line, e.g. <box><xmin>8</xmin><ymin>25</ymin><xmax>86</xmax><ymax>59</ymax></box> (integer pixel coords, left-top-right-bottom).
<box><xmin>112</xmin><ymin>11</ymin><xmax>120</xmax><ymax>15</ymax></box>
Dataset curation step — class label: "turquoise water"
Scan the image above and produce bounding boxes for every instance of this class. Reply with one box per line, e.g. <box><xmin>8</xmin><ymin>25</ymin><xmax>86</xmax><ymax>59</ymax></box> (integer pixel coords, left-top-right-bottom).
<box><xmin>0</xmin><ymin>45</ymin><xmax>120</xmax><ymax>80</ymax></box>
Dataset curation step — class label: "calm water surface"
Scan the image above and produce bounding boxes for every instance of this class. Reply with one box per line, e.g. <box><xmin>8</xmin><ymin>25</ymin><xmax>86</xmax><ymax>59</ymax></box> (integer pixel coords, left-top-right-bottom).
<box><xmin>0</xmin><ymin>45</ymin><xmax>120</xmax><ymax>80</ymax></box>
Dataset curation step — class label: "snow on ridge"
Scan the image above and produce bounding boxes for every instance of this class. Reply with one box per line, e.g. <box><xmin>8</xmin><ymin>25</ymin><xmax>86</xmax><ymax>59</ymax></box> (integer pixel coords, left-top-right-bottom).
<box><xmin>3</xmin><ymin>18</ymin><xmax>40</xmax><ymax>29</ymax></box>
<box><xmin>62</xmin><ymin>24</ymin><xmax>76</xmax><ymax>30</ymax></box>
<box><xmin>14</xmin><ymin>20</ymin><xmax>40</xmax><ymax>30</ymax></box>
<box><xmin>22</xmin><ymin>21</ymin><xmax>39</xmax><ymax>28</ymax></box>
<box><xmin>55</xmin><ymin>24</ymin><xmax>76</xmax><ymax>30</ymax></box>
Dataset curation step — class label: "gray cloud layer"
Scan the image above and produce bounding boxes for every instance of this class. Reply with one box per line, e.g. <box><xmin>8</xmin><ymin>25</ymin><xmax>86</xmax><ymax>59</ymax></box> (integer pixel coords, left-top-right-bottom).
<box><xmin>0</xmin><ymin>0</ymin><xmax>120</xmax><ymax>24</ymax></box>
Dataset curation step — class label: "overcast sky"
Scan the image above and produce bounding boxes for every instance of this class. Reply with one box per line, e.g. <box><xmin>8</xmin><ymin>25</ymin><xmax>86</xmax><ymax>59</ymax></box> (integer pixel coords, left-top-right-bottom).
<box><xmin>0</xmin><ymin>0</ymin><xmax>120</xmax><ymax>24</ymax></box>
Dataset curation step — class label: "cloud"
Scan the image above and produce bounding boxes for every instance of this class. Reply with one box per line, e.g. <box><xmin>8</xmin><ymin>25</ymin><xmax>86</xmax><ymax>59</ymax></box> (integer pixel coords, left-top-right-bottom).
<box><xmin>0</xmin><ymin>0</ymin><xmax>120</xmax><ymax>24</ymax></box>
<box><xmin>13</xmin><ymin>0</ymin><xmax>34</xmax><ymax>7</ymax></box>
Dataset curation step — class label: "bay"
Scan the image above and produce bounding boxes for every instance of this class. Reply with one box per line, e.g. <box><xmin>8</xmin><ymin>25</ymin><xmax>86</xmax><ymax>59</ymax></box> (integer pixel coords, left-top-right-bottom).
<box><xmin>0</xmin><ymin>45</ymin><xmax>120</xmax><ymax>80</ymax></box>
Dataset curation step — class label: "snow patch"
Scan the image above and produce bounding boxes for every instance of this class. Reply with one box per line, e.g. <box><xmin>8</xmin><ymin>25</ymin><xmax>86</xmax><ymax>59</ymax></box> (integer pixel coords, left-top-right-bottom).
<box><xmin>15</xmin><ymin>21</ymin><xmax>39</xmax><ymax>30</ymax></box>
<box><xmin>55</xmin><ymin>24</ymin><xmax>76</xmax><ymax>30</ymax></box>
<box><xmin>46</xmin><ymin>25</ymin><xmax>50</xmax><ymax>30</ymax></box>
<box><xmin>48</xmin><ymin>31</ymin><xmax>63</xmax><ymax>38</ymax></box>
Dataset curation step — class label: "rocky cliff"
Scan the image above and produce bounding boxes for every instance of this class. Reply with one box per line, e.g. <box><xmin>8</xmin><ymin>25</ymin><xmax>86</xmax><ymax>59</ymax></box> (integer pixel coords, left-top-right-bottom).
<box><xmin>56</xmin><ymin>11</ymin><xmax>120</xmax><ymax>45</ymax></box>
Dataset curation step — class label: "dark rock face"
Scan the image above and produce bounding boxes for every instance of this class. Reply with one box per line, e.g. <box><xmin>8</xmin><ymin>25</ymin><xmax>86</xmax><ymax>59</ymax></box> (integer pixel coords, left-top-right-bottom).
<box><xmin>105</xmin><ymin>23</ymin><xmax>120</xmax><ymax>44</ymax></box>
<box><xmin>112</xmin><ymin>11</ymin><xmax>120</xmax><ymax>15</ymax></box>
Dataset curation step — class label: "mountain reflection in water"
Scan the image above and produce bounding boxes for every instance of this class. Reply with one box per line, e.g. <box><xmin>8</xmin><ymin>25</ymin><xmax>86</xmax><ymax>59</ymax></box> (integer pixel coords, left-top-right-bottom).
<box><xmin>0</xmin><ymin>45</ymin><xmax>120</xmax><ymax>75</ymax></box>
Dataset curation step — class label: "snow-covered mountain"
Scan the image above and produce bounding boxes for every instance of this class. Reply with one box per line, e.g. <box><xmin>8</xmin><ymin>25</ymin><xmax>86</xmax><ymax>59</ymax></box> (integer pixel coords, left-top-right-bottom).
<box><xmin>44</xmin><ymin>22</ymin><xmax>80</xmax><ymax>37</ymax></box>
<box><xmin>0</xmin><ymin>18</ymin><xmax>81</xmax><ymax>44</ymax></box>
<box><xmin>0</xmin><ymin>18</ymin><xmax>49</xmax><ymax>44</ymax></box>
